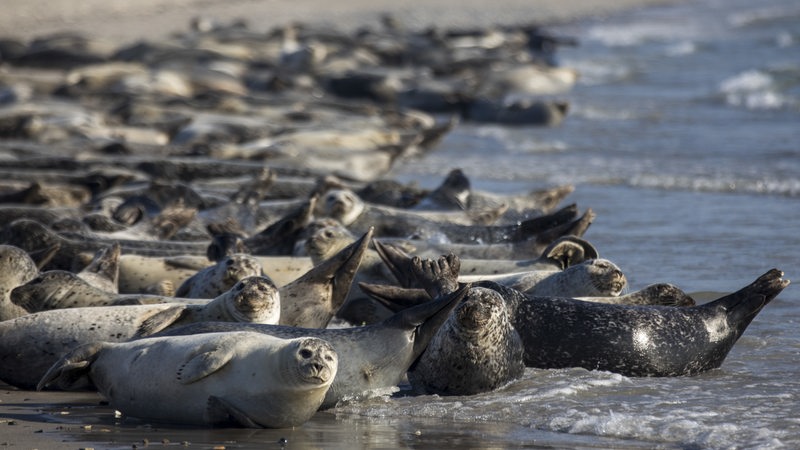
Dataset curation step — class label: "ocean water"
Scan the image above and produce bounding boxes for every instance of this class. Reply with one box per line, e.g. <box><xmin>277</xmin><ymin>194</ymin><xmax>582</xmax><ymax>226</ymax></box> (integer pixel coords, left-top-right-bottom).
<box><xmin>43</xmin><ymin>0</ymin><xmax>799</xmax><ymax>448</ymax></box>
<box><xmin>384</xmin><ymin>0</ymin><xmax>800</xmax><ymax>448</ymax></box>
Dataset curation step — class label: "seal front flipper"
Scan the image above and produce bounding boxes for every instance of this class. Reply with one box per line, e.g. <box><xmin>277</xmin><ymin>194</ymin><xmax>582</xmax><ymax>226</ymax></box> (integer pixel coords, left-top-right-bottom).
<box><xmin>37</xmin><ymin>342</ymin><xmax>105</xmax><ymax>391</ymax></box>
<box><xmin>207</xmin><ymin>395</ymin><xmax>262</xmax><ymax>428</ymax></box>
<box><xmin>134</xmin><ymin>305</ymin><xmax>190</xmax><ymax>338</ymax></box>
<box><xmin>176</xmin><ymin>345</ymin><xmax>236</xmax><ymax>384</ymax></box>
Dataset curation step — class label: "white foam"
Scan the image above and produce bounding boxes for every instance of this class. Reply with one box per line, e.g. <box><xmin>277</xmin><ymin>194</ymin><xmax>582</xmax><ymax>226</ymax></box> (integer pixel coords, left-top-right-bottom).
<box><xmin>719</xmin><ymin>69</ymin><xmax>786</xmax><ymax>109</ymax></box>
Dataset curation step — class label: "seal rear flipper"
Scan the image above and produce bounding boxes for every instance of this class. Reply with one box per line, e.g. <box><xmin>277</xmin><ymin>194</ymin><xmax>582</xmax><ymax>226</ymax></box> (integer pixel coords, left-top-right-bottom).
<box><xmin>372</xmin><ymin>239</ymin><xmax>416</xmax><ymax>288</ymax></box>
<box><xmin>540</xmin><ymin>236</ymin><xmax>599</xmax><ymax>269</ymax></box>
<box><xmin>358</xmin><ymin>282</ymin><xmax>430</xmax><ymax>312</ymax></box>
<box><xmin>207</xmin><ymin>395</ymin><xmax>262</xmax><ymax>428</ymax></box>
<box><xmin>29</xmin><ymin>242</ymin><xmax>61</xmax><ymax>270</ymax></box>
<box><xmin>176</xmin><ymin>346</ymin><xmax>236</xmax><ymax>384</ymax></box>
<box><xmin>518</xmin><ymin>203</ymin><xmax>577</xmax><ymax>236</ymax></box>
<box><xmin>707</xmin><ymin>269</ymin><xmax>789</xmax><ymax>327</ymax></box>
<box><xmin>534</xmin><ymin>208</ymin><xmax>595</xmax><ymax>245</ymax></box>
<box><xmin>37</xmin><ymin>342</ymin><xmax>105</xmax><ymax>391</ymax></box>
<box><xmin>133</xmin><ymin>305</ymin><xmax>190</xmax><ymax>338</ymax></box>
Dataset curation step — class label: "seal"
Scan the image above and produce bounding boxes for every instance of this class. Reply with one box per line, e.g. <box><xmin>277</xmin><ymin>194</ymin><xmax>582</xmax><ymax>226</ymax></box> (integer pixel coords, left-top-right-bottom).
<box><xmin>459</xmin><ymin>258</ymin><xmax>627</xmax><ymax>298</ymax></box>
<box><xmin>475</xmin><ymin>269</ymin><xmax>790</xmax><ymax>376</ymax></box>
<box><xmin>0</xmin><ymin>244</ymin><xmax>40</xmax><ymax>321</ymax></box>
<box><xmin>408</xmin><ymin>285</ymin><xmax>524</xmax><ymax>396</ymax></box>
<box><xmin>38</xmin><ymin>332</ymin><xmax>337</xmax><ymax>428</ymax></box>
<box><xmin>0</xmin><ymin>278</ymin><xmax>280</xmax><ymax>391</ymax></box>
<box><xmin>154</xmin><ymin>284</ymin><xmax>469</xmax><ymax>410</ymax></box>
<box><xmin>11</xmin><ymin>270</ymin><xmax>281</xmax><ymax>326</ymax></box>
<box><xmin>316</xmin><ymin>188</ymin><xmax>587</xmax><ymax>244</ymax></box>
<box><xmin>175</xmin><ymin>253</ymin><xmax>264</xmax><ymax>298</ymax></box>
<box><xmin>375</xmin><ymin>239</ymin><xmax>625</xmax><ymax>298</ymax></box>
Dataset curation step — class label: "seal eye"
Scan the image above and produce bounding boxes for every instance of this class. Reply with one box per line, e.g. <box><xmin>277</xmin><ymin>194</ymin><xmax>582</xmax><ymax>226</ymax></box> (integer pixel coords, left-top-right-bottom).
<box><xmin>226</xmin><ymin>259</ymin><xmax>234</xmax><ymax>266</ymax></box>
<box><xmin>299</xmin><ymin>349</ymin><xmax>313</xmax><ymax>359</ymax></box>
<box><xmin>236</xmin><ymin>282</ymin><xmax>244</xmax><ymax>291</ymax></box>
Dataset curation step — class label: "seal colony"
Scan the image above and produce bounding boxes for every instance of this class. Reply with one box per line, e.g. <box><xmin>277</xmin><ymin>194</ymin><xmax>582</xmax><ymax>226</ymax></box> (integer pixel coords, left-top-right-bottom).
<box><xmin>0</xmin><ymin>14</ymin><xmax>791</xmax><ymax>431</ymax></box>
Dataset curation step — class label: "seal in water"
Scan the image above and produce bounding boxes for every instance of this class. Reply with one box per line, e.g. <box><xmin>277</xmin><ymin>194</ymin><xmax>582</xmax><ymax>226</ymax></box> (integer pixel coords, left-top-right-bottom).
<box><xmin>474</xmin><ymin>269</ymin><xmax>790</xmax><ymax>376</ymax></box>
<box><xmin>38</xmin><ymin>332</ymin><xmax>337</xmax><ymax>428</ymax></box>
<box><xmin>408</xmin><ymin>285</ymin><xmax>524</xmax><ymax>396</ymax></box>
<box><xmin>153</xmin><ymin>284</ymin><xmax>469</xmax><ymax>409</ymax></box>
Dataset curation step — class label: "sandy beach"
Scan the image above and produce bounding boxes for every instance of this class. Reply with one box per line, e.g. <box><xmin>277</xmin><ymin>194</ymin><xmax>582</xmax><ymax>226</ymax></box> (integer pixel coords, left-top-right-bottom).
<box><xmin>0</xmin><ymin>0</ymin><xmax>690</xmax><ymax>449</ymax></box>
<box><xmin>1</xmin><ymin>0</ymin><xmax>678</xmax><ymax>44</ymax></box>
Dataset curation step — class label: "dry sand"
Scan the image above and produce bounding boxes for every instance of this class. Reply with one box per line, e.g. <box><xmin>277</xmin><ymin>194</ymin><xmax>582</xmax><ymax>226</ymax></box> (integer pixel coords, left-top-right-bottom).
<box><xmin>1</xmin><ymin>0</ymin><xmax>678</xmax><ymax>44</ymax></box>
<box><xmin>0</xmin><ymin>0</ymin><xmax>684</xmax><ymax>448</ymax></box>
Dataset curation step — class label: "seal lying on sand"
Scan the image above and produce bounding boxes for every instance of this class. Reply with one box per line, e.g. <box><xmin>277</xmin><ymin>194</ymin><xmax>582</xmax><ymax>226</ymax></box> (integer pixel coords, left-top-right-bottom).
<box><xmin>38</xmin><ymin>332</ymin><xmax>337</xmax><ymax>428</ymax></box>
<box><xmin>0</xmin><ymin>287</ymin><xmax>280</xmax><ymax>391</ymax></box>
<box><xmin>154</xmin><ymin>284</ymin><xmax>469</xmax><ymax>409</ymax></box>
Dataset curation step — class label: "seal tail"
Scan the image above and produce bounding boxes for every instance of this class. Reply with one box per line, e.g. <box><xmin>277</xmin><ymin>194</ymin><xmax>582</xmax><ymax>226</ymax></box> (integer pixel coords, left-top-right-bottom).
<box><xmin>37</xmin><ymin>342</ymin><xmax>106</xmax><ymax>391</ymax></box>
<box><xmin>706</xmin><ymin>269</ymin><xmax>789</xmax><ymax>329</ymax></box>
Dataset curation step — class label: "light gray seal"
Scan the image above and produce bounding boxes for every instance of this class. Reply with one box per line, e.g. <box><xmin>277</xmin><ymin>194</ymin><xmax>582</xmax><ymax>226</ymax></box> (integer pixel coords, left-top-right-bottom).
<box><xmin>0</xmin><ymin>281</ymin><xmax>279</xmax><ymax>391</ymax></box>
<box><xmin>11</xmin><ymin>272</ymin><xmax>280</xmax><ymax>325</ymax></box>
<box><xmin>38</xmin><ymin>332</ymin><xmax>337</xmax><ymax>428</ymax></box>
<box><xmin>153</xmin><ymin>284</ymin><xmax>470</xmax><ymax>409</ymax></box>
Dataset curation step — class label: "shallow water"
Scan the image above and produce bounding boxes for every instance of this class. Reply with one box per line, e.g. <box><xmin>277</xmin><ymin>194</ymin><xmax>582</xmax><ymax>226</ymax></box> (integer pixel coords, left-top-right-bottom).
<box><xmin>9</xmin><ymin>0</ymin><xmax>800</xmax><ymax>448</ymax></box>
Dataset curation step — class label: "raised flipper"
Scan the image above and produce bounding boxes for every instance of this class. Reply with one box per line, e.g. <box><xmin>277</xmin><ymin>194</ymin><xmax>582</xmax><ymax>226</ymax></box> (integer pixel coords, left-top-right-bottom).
<box><xmin>708</xmin><ymin>269</ymin><xmax>789</xmax><ymax>330</ymax></box>
<box><xmin>539</xmin><ymin>236</ymin><xmax>599</xmax><ymax>270</ymax></box>
<box><xmin>534</xmin><ymin>208</ymin><xmax>595</xmax><ymax>245</ymax></box>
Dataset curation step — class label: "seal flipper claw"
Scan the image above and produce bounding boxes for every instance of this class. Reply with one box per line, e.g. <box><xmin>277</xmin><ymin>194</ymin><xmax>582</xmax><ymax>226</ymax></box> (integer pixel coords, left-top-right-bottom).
<box><xmin>412</xmin><ymin>253</ymin><xmax>460</xmax><ymax>297</ymax></box>
<box><xmin>207</xmin><ymin>395</ymin><xmax>262</xmax><ymax>428</ymax></box>
<box><xmin>372</xmin><ymin>239</ymin><xmax>416</xmax><ymax>288</ymax></box>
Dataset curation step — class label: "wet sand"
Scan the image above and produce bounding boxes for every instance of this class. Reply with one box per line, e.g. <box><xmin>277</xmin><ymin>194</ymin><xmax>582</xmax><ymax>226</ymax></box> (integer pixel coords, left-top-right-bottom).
<box><xmin>0</xmin><ymin>0</ymin><xmax>684</xmax><ymax>448</ymax></box>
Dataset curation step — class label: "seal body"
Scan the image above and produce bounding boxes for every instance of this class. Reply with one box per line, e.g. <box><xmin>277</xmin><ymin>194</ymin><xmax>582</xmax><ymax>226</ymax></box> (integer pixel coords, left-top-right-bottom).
<box><xmin>155</xmin><ymin>285</ymin><xmax>468</xmax><ymax>409</ymax></box>
<box><xmin>408</xmin><ymin>287</ymin><xmax>524</xmax><ymax>395</ymax></box>
<box><xmin>477</xmin><ymin>269</ymin><xmax>790</xmax><ymax>376</ymax></box>
<box><xmin>39</xmin><ymin>332</ymin><xmax>337</xmax><ymax>428</ymax></box>
<box><xmin>0</xmin><ymin>276</ymin><xmax>280</xmax><ymax>390</ymax></box>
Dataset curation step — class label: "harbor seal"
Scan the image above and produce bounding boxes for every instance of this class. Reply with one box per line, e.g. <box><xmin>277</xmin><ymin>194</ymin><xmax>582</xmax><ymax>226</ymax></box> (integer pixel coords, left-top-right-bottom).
<box><xmin>175</xmin><ymin>253</ymin><xmax>264</xmax><ymax>298</ymax></box>
<box><xmin>11</xmin><ymin>271</ymin><xmax>280</xmax><ymax>325</ymax></box>
<box><xmin>154</xmin><ymin>284</ymin><xmax>469</xmax><ymax>409</ymax></box>
<box><xmin>0</xmin><ymin>282</ymin><xmax>278</xmax><ymax>391</ymax></box>
<box><xmin>0</xmin><ymin>244</ymin><xmax>40</xmax><ymax>321</ymax></box>
<box><xmin>375</xmin><ymin>239</ymin><xmax>626</xmax><ymax>297</ymax></box>
<box><xmin>38</xmin><ymin>331</ymin><xmax>337</xmax><ymax>428</ymax></box>
<box><xmin>408</xmin><ymin>285</ymin><xmax>524</xmax><ymax>396</ymax></box>
<box><xmin>475</xmin><ymin>269</ymin><xmax>790</xmax><ymax>376</ymax></box>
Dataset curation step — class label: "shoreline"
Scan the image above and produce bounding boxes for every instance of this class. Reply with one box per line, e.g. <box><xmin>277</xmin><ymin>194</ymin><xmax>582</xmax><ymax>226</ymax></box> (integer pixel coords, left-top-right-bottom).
<box><xmin>0</xmin><ymin>0</ymin><xmax>681</xmax><ymax>44</ymax></box>
<box><xmin>0</xmin><ymin>1</ymin><xmax>689</xmax><ymax>449</ymax></box>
